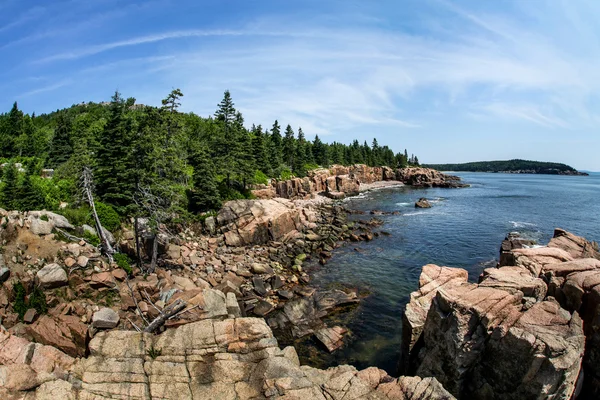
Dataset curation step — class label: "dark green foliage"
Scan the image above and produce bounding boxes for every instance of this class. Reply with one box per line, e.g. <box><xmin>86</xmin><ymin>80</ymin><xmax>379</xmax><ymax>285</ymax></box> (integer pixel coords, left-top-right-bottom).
<box><xmin>95</xmin><ymin>201</ymin><xmax>121</xmax><ymax>231</ymax></box>
<box><xmin>0</xmin><ymin>163</ymin><xmax>19</xmax><ymax>210</ymax></box>
<box><xmin>95</xmin><ymin>91</ymin><xmax>137</xmax><ymax>211</ymax></box>
<box><xmin>190</xmin><ymin>147</ymin><xmax>221</xmax><ymax>212</ymax></box>
<box><xmin>28</xmin><ymin>287</ymin><xmax>48</xmax><ymax>315</ymax></box>
<box><xmin>423</xmin><ymin>159</ymin><xmax>579</xmax><ymax>173</ymax></box>
<box><xmin>114</xmin><ymin>253</ymin><xmax>133</xmax><ymax>275</ymax></box>
<box><xmin>13</xmin><ymin>282</ymin><xmax>28</xmax><ymax>320</ymax></box>
<box><xmin>147</xmin><ymin>345</ymin><xmax>162</xmax><ymax>359</ymax></box>
<box><xmin>83</xmin><ymin>230</ymin><xmax>101</xmax><ymax>246</ymax></box>
<box><xmin>1</xmin><ymin>89</ymin><xmax>419</xmax><ymax>223</ymax></box>
<box><xmin>268</xmin><ymin>120</ymin><xmax>283</xmax><ymax>169</ymax></box>
<box><xmin>19</xmin><ymin>173</ymin><xmax>45</xmax><ymax>211</ymax></box>
<box><xmin>47</xmin><ymin>114</ymin><xmax>73</xmax><ymax>168</ymax></box>
<box><xmin>12</xmin><ymin>282</ymin><xmax>47</xmax><ymax>320</ymax></box>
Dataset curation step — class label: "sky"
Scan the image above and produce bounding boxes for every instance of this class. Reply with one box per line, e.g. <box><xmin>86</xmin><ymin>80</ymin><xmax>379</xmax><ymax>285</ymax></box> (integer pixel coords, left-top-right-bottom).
<box><xmin>1</xmin><ymin>0</ymin><xmax>599</xmax><ymax>171</ymax></box>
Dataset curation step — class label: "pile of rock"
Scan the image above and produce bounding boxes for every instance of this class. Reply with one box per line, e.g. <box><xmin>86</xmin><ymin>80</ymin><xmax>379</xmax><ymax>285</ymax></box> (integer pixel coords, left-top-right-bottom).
<box><xmin>401</xmin><ymin>228</ymin><xmax>600</xmax><ymax>399</ymax></box>
<box><xmin>0</xmin><ymin>317</ymin><xmax>455</xmax><ymax>399</ymax></box>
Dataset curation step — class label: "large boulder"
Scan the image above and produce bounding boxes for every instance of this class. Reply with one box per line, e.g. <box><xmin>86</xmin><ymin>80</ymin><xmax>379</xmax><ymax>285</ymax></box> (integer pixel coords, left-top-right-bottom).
<box><xmin>26</xmin><ymin>315</ymin><xmax>88</xmax><ymax>357</ymax></box>
<box><xmin>479</xmin><ymin>266</ymin><xmax>547</xmax><ymax>301</ymax></box>
<box><xmin>36</xmin><ymin>263</ymin><xmax>68</xmax><ymax>289</ymax></box>
<box><xmin>217</xmin><ymin>199</ymin><xmax>316</xmax><ymax>246</ymax></box>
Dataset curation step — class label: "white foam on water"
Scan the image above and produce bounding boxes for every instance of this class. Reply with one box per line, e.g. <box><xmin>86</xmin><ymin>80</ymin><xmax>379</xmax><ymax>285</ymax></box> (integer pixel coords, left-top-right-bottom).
<box><xmin>509</xmin><ymin>221</ymin><xmax>537</xmax><ymax>229</ymax></box>
<box><xmin>395</xmin><ymin>202</ymin><xmax>412</xmax><ymax>207</ymax></box>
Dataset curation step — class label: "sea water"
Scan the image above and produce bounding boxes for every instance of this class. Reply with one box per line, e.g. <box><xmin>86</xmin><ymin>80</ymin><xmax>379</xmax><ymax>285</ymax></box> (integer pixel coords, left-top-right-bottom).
<box><xmin>301</xmin><ymin>172</ymin><xmax>600</xmax><ymax>374</ymax></box>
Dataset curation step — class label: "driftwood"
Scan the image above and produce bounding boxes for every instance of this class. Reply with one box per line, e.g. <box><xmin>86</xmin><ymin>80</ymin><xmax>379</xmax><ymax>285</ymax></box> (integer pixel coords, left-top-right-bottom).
<box><xmin>81</xmin><ymin>167</ymin><xmax>115</xmax><ymax>263</ymax></box>
<box><xmin>144</xmin><ymin>299</ymin><xmax>186</xmax><ymax>333</ymax></box>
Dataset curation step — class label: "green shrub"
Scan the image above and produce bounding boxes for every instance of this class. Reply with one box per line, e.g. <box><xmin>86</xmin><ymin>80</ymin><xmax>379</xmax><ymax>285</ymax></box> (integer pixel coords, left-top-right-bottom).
<box><xmin>12</xmin><ymin>282</ymin><xmax>47</xmax><ymax>320</ymax></box>
<box><xmin>83</xmin><ymin>230</ymin><xmax>101</xmax><ymax>246</ymax></box>
<box><xmin>279</xmin><ymin>168</ymin><xmax>293</xmax><ymax>181</ymax></box>
<box><xmin>253</xmin><ymin>170</ymin><xmax>269</xmax><ymax>185</ymax></box>
<box><xmin>28</xmin><ymin>287</ymin><xmax>47</xmax><ymax>315</ymax></box>
<box><xmin>304</xmin><ymin>163</ymin><xmax>319</xmax><ymax>172</ymax></box>
<box><xmin>59</xmin><ymin>207</ymin><xmax>91</xmax><ymax>227</ymax></box>
<box><xmin>114</xmin><ymin>253</ymin><xmax>133</xmax><ymax>275</ymax></box>
<box><xmin>13</xmin><ymin>282</ymin><xmax>28</xmax><ymax>320</ymax></box>
<box><xmin>95</xmin><ymin>202</ymin><xmax>121</xmax><ymax>231</ymax></box>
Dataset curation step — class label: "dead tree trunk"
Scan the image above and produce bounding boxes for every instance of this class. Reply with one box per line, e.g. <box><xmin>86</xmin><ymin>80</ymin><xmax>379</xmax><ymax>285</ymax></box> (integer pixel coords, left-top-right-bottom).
<box><xmin>134</xmin><ymin>216</ymin><xmax>142</xmax><ymax>268</ymax></box>
<box><xmin>81</xmin><ymin>167</ymin><xmax>115</xmax><ymax>263</ymax></box>
<box><xmin>144</xmin><ymin>299</ymin><xmax>186</xmax><ymax>333</ymax></box>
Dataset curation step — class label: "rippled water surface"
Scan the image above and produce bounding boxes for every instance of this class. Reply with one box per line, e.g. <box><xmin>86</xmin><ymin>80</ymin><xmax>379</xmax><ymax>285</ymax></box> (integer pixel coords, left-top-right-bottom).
<box><xmin>300</xmin><ymin>172</ymin><xmax>600</xmax><ymax>373</ymax></box>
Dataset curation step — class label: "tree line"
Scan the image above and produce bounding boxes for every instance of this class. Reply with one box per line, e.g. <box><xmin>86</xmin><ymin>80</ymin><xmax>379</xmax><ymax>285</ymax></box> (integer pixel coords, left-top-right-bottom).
<box><xmin>0</xmin><ymin>90</ymin><xmax>420</xmax><ymax>221</ymax></box>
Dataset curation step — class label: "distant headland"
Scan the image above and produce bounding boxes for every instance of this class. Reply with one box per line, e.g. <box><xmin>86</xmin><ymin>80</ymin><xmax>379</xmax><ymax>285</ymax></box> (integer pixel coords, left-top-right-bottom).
<box><xmin>424</xmin><ymin>159</ymin><xmax>589</xmax><ymax>176</ymax></box>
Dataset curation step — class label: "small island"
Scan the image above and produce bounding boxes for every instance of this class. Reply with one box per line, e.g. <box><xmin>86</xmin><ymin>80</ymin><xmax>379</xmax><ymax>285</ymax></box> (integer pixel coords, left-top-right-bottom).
<box><xmin>424</xmin><ymin>159</ymin><xmax>589</xmax><ymax>176</ymax></box>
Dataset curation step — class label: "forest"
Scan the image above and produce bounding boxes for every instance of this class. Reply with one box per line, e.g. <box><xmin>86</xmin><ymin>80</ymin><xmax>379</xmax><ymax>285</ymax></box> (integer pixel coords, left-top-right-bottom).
<box><xmin>0</xmin><ymin>89</ymin><xmax>419</xmax><ymax>224</ymax></box>
<box><xmin>424</xmin><ymin>159</ymin><xmax>581</xmax><ymax>174</ymax></box>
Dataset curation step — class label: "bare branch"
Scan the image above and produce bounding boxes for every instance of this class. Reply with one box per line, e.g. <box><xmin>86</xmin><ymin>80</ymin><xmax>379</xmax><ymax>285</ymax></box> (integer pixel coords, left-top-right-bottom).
<box><xmin>144</xmin><ymin>299</ymin><xmax>186</xmax><ymax>333</ymax></box>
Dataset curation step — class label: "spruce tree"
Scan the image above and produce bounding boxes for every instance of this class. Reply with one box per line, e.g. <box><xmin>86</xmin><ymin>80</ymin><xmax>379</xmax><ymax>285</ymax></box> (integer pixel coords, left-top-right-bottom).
<box><xmin>269</xmin><ymin>120</ymin><xmax>283</xmax><ymax>169</ymax></box>
<box><xmin>0</xmin><ymin>163</ymin><xmax>19</xmax><ymax>210</ymax></box>
<box><xmin>190</xmin><ymin>146</ymin><xmax>221</xmax><ymax>212</ymax></box>
<box><xmin>251</xmin><ymin>125</ymin><xmax>270</xmax><ymax>174</ymax></box>
<box><xmin>95</xmin><ymin>91</ymin><xmax>136</xmax><ymax>211</ymax></box>
<box><xmin>282</xmin><ymin>125</ymin><xmax>296</xmax><ymax>167</ymax></box>
<box><xmin>292</xmin><ymin>127</ymin><xmax>307</xmax><ymax>176</ymax></box>
<box><xmin>48</xmin><ymin>114</ymin><xmax>73</xmax><ymax>168</ymax></box>
<box><xmin>312</xmin><ymin>135</ymin><xmax>329</xmax><ymax>167</ymax></box>
<box><xmin>18</xmin><ymin>173</ymin><xmax>44</xmax><ymax>211</ymax></box>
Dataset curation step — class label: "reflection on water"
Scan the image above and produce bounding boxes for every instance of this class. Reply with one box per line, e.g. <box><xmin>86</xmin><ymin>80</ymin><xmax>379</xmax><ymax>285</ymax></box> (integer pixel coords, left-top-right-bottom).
<box><xmin>298</xmin><ymin>172</ymin><xmax>600</xmax><ymax>374</ymax></box>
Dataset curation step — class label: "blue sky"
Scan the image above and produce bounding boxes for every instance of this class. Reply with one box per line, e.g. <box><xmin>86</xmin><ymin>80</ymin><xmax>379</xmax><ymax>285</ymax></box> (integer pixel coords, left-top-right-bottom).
<box><xmin>1</xmin><ymin>0</ymin><xmax>599</xmax><ymax>171</ymax></box>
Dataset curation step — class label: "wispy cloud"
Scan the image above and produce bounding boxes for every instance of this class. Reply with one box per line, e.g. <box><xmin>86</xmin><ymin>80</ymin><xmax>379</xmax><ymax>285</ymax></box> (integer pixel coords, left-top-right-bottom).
<box><xmin>17</xmin><ymin>80</ymin><xmax>72</xmax><ymax>98</ymax></box>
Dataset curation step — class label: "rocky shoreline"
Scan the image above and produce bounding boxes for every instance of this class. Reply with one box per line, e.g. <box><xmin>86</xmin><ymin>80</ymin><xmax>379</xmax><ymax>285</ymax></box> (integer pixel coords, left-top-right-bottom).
<box><xmin>0</xmin><ymin>165</ymin><xmax>465</xmax><ymax>399</ymax></box>
<box><xmin>401</xmin><ymin>228</ymin><xmax>600</xmax><ymax>399</ymax></box>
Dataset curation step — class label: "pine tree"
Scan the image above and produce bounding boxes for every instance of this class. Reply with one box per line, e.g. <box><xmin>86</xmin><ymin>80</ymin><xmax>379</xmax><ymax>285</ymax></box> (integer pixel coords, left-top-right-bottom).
<box><xmin>95</xmin><ymin>91</ymin><xmax>136</xmax><ymax>211</ymax></box>
<box><xmin>213</xmin><ymin>91</ymin><xmax>240</xmax><ymax>187</ymax></box>
<box><xmin>48</xmin><ymin>113</ymin><xmax>73</xmax><ymax>168</ymax></box>
<box><xmin>18</xmin><ymin>172</ymin><xmax>44</xmax><ymax>211</ymax></box>
<box><xmin>190</xmin><ymin>146</ymin><xmax>221</xmax><ymax>212</ymax></box>
<box><xmin>0</xmin><ymin>102</ymin><xmax>23</xmax><ymax>157</ymax></box>
<box><xmin>0</xmin><ymin>163</ymin><xmax>19</xmax><ymax>210</ymax></box>
<box><xmin>312</xmin><ymin>135</ymin><xmax>329</xmax><ymax>167</ymax></box>
<box><xmin>371</xmin><ymin>138</ymin><xmax>380</xmax><ymax>166</ymax></box>
<box><xmin>292</xmin><ymin>127</ymin><xmax>307</xmax><ymax>176</ymax></box>
<box><xmin>269</xmin><ymin>120</ymin><xmax>283</xmax><ymax>168</ymax></box>
<box><xmin>251</xmin><ymin>125</ymin><xmax>270</xmax><ymax>174</ymax></box>
<box><xmin>282</xmin><ymin>124</ymin><xmax>295</xmax><ymax>167</ymax></box>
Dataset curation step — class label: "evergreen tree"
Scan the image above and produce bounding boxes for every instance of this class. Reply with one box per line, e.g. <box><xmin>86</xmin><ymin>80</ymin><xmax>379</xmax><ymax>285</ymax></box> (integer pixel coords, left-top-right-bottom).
<box><xmin>190</xmin><ymin>146</ymin><xmax>221</xmax><ymax>212</ymax></box>
<box><xmin>48</xmin><ymin>113</ymin><xmax>73</xmax><ymax>168</ymax></box>
<box><xmin>0</xmin><ymin>102</ymin><xmax>23</xmax><ymax>157</ymax></box>
<box><xmin>95</xmin><ymin>91</ymin><xmax>136</xmax><ymax>211</ymax></box>
<box><xmin>18</xmin><ymin>172</ymin><xmax>44</xmax><ymax>211</ymax></box>
<box><xmin>292</xmin><ymin>127</ymin><xmax>307</xmax><ymax>176</ymax></box>
<box><xmin>0</xmin><ymin>163</ymin><xmax>19</xmax><ymax>210</ymax></box>
<box><xmin>312</xmin><ymin>135</ymin><xmax>329</xmax><ymax>166</ymax></box>
<box><xmin>269</xmin><ymin>120</ymin><xmax>283</xmax><ymax>168</ymax></box>
<box><xmin>371</xmin><ymin>138</ymin><xmax>380</xmax><ymax>166</ymax></box>
<box><xmin>251</xmin><ymin>125</ymin><xmax>270</xmax><ymax>174</ymax></box>
<box><xmin>282</xmin><ymin>124</ymin><xmax>295</xmax><ymax>167</ymax></box>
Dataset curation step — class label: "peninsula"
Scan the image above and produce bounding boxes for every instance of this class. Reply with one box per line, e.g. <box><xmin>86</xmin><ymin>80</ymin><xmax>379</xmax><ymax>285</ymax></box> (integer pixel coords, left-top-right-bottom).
<box><xmin>424</xmin><ymin>159</ymin><xmax>589</xmax><ymax>175</ymax></box>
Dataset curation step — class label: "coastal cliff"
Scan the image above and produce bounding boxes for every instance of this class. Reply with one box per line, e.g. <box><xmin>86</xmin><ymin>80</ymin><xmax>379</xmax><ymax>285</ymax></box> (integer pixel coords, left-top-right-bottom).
<box><xmin>401</xmin><ymin>228</ymin><xmax>600</xmax><ymax>399</ymax></box>
<box><xmin>252</xmin><ymin>165</ymin><xmax>467</xmax><ymax>200</ymax></box>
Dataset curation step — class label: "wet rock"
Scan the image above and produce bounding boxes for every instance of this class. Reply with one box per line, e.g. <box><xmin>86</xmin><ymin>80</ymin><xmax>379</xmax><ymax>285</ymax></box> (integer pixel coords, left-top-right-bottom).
<box><xmin>415</xmin><ymin>198</ymin><xmax>432</xmax><ymax>208</ymax></box>
<box><xmin>315</xmin><ymin>326</ymin><xmax>347</xmax><ymax>352</ymax></box>
<box><xmin>277</xmin><ymin>290</ymin><xmax>294</xmax><ymax>300</ymax></box>
<box><xmin>253</xmin><ymin>300</ymin><xmax>274</xmax><ymax>317</ymax></box>
<box><xmin>92</xmin><ymin>307</ymin><xmax>120</xmax><ymax>329</ymax></box>
<box><xmin>36</xmin><ymin>263</ymin><xmax>68</xmax><ymax>288</ymax></box>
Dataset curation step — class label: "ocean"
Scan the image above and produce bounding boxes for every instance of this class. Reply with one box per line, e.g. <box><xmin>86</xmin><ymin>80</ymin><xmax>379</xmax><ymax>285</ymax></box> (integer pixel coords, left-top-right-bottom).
<box><xmin>300</xmin><ymin>172</ymin><xmax>600</xmax><ymax>374</ymax></box>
